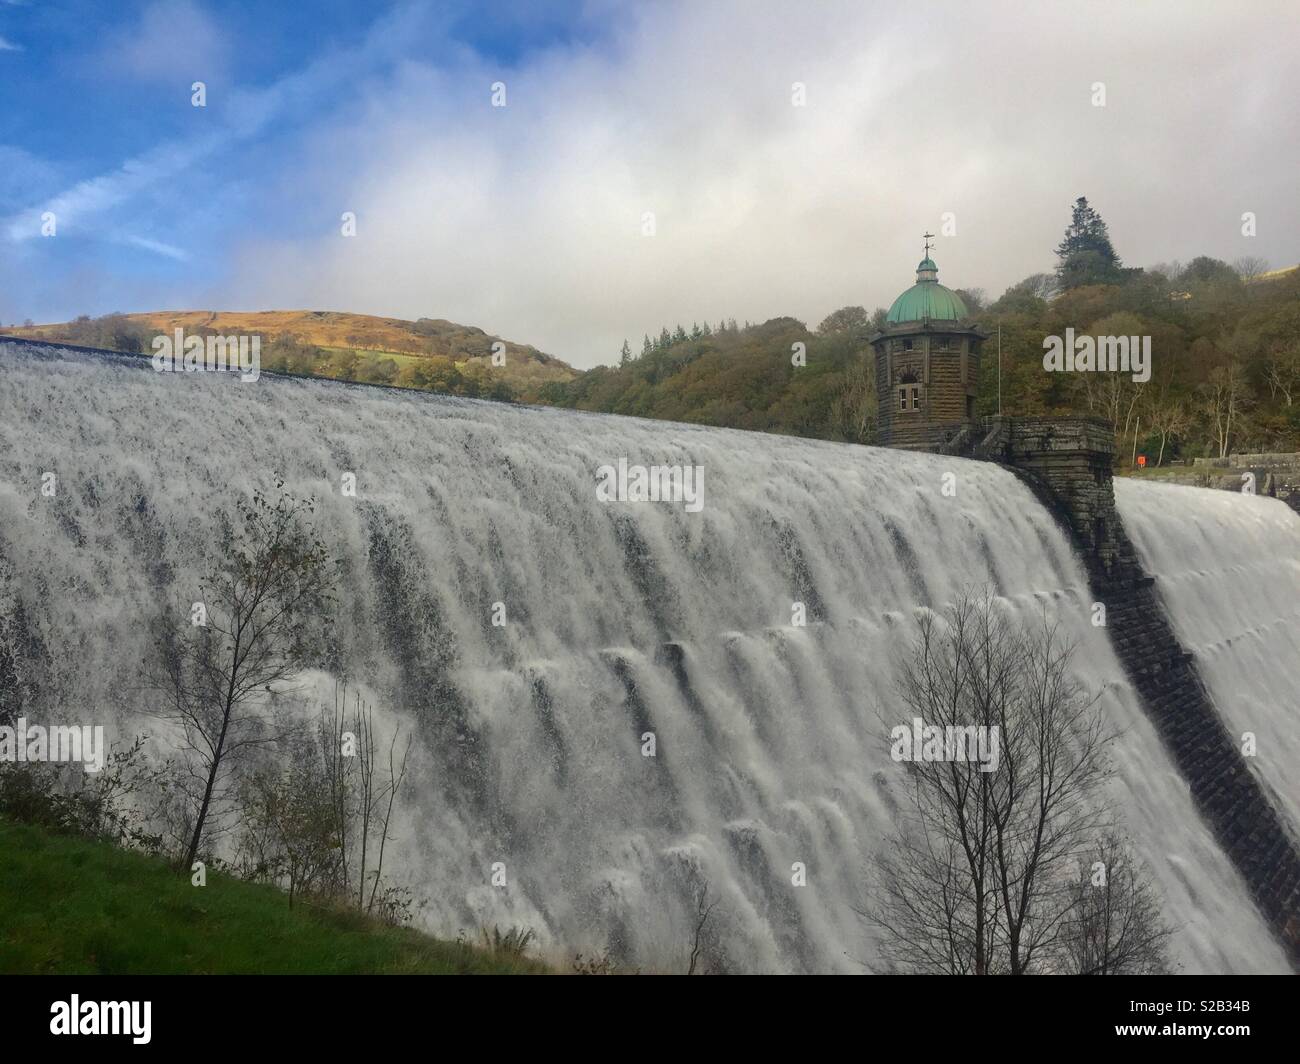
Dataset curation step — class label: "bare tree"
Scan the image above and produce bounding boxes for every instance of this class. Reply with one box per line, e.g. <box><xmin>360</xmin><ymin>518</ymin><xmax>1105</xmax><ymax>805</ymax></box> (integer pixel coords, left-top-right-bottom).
<box><xmin>321</xmin><ymin>684</ymin><xmax>353</xmax><ymax>896</ymax></box>
<box><xmin>830</xmin><ymin>356</ymin><xmax>877</xmax><ymax>444</ymax></box>
<box><xmin>864</xmin><ymin>591</ymin><xmax>1127</xmax><ymax>974</ymax></box>
<box><xmin>1264</xmin><ymin>342</ymin><xmax>1300</xmax><ymax>407</ymax></box>
<box><xmin>1199</xmin><ymin>362</ymin><xmax>1252</xmax><ymax>458</ymax></box>
<box><xmin>351</xmin><ymin>693</ymin><xmax>414</xmax><ymax>914</ymax></box>
<box><xmin>233</xmin><ymin>687</ymin><xmax>414</xmax><ymax>917</ymax></box>
<box><xmin>686</xmin><ymin>881</ymin><xmax>719</xmax><ymax>975</ymax></box>
<box><xmin>1147</xmin><ymin>261</ymin><xmax>1184</xmax><ymax>285</ymax></box>
<box><xmin>1058</xmin><ymin>832</ymin><xmax>1172</xmax><ymax>974</ymax></box>
<box><xmin>1146</xmin><ymin>397</ymin><xmax>1190</xmax><ymax>466</ymax></box>
<box><xmin>1076</xmin><ymin>315</ymin><xmax>1147</xmax><ymax>449</ymax></box>
<box><xmin>151</xmin><ymin>482</ymin><xmax>335</xmax><ymax>872</ymax></box>
<box><xmin>1232</xmin><ymin>256</ymin><xmax>1270</xmax><ymax>282</ymax></box>
<box><xmin>317</xmin><ymin>683</ymin><xmax>414</xmax><ymax>914</ymax></box>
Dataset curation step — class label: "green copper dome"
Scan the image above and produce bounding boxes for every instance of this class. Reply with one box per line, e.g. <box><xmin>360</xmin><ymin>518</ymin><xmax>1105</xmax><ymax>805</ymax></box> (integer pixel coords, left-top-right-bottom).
<box><xmin>886</xmin><ymin>256</ymin><xmax>968</xmax><ymax>324</ymax></box>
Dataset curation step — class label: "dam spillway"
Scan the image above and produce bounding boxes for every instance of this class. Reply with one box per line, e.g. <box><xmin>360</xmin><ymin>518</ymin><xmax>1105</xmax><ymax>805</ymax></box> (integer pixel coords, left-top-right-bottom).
<box><xmin>1</xmin><ymin>340</ymin><xmax>1296</xmax><ymax>973</ymax></box>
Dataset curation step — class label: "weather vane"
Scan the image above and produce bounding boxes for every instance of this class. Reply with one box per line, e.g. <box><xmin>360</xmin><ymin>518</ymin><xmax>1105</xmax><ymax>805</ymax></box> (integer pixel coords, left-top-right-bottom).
<box><xmin>922</xmin><ymin>231</ymin><xmax>934</xmax><ymax>256</ymax></box>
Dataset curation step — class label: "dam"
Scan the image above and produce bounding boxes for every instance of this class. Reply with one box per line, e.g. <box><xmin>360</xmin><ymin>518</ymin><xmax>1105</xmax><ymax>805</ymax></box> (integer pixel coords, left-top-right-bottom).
<box><xmin>1</xmin><ymin>339</ymin><xmax>1297</xmax><ymax>973</ymax></box>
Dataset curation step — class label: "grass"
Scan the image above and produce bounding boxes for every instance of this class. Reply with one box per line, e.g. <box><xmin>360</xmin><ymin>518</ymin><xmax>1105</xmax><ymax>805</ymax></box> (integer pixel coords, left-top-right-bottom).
<box><xmin>317</xmin><ymin>344</ymin><xmax>429</xmax><ymax>366</ymax></box>
<box><xmin>0</xmin><ymin>817</ymin><xmax>548</xmax><ymax>975</ymax></box>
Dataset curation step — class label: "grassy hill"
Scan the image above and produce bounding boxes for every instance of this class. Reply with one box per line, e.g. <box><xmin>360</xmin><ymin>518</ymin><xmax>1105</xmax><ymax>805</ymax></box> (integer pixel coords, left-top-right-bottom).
<box><xmin>0</xmin><ymin>817</ymin><xmax>547</xmax><ymax>975</ymax></box>
<box><xmin>6</xmin><ymin>310</ymin><xmax>578</xmax><ymax>402</ymax></box>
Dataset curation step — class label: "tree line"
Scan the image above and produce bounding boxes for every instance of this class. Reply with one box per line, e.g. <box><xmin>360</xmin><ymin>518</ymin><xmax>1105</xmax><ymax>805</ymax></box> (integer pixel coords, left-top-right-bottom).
<box><xmin>545</xmin><ymin>197</ymin><xmax>1300</xmax><ymax>462</ymax></box>
<box><xmin>13</xmin><ymin>197</ymin><xmax>1296</xmax><ymax>457</ymax></box>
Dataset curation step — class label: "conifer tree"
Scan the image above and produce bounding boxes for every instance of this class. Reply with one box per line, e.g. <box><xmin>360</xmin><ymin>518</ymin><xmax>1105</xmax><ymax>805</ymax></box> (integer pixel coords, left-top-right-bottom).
<box><xmin>1055</xmin><ymin>197</ymin><xmax>1123</xmax><ymax>289</ymax></box>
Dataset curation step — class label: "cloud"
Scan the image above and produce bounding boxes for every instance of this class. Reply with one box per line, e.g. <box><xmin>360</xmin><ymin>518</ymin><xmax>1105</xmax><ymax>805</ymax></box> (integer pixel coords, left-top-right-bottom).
<box><xmin>0</xmin><ymin>34</ymin><xmax>21</xmax><ymax>51</ymax></box>
<box><xmin>0</xmin><ymin>146</ymin><xmax>61</xmax><ymax>206</ymax></box>
<box><xmin>2</xmin><ymin>3</ymin><xmax>434</xmax><ymax>244</ymax></box>
<box><xmin>7</xmin><ymin>1</ymin><xmax>1300</xmax><ymax>363</ymax></box>
<box><xmin>89</xmin><ymin>0</ymin><xmax>227</xmax><ymax>83</ymax></box>
<box><xmin>211</xmin><ymin>0</ymin><xmax>1300</xmax><ymax>367</ymax></box>
<box><xmin>119</xmin><ymin>234</ymin><xmax>190</xmax><ymax>261</ymax></box>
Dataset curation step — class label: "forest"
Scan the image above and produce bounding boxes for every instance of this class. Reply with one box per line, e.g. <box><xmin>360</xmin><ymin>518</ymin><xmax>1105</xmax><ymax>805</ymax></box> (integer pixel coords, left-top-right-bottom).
<box><xmin>543</xmin><ymin>199</ymin><xmax>1300</xmax><ymax>464</ymax></box>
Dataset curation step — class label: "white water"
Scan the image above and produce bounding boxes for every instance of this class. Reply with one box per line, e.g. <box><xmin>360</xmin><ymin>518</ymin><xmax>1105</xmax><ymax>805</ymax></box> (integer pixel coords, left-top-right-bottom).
<box><xmin>0</xmin><ymin>342</ymin><xmax>1291</xmax><ymax>972</ymax></box>
<box><xmin>1116</xmin><ymin>478</ymin><xmax>1300</xmax><ymax>836</ymax></box>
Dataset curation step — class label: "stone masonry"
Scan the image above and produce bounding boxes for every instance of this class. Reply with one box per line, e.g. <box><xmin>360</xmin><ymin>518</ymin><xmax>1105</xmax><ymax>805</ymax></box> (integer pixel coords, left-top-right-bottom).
<box><xmin>954</xmin><ymin>415</ymin><xmax>1300</xmax><ymax>969</ymax></box>
<box><xmin>1134</xmin><ymin>453</ymin><xmax>1300</xmax><ymax>513</ymax></box>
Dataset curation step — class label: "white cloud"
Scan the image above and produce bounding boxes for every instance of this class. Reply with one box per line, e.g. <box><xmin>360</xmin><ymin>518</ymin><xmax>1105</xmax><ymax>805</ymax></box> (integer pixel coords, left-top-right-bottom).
<box><xmin>0</xmin><ymin>34</ymin><xmax>21</xmax><ymax>51</ymax></box>
<box><xmin>89</xmin><ymin>0</ymin><xmax>227</xmax><ymax>84</ymax></box>
<box><xmin>10</xmin><ymin>0</ymin><xmax>1299</xmax><ymax>364</ymax></box>
<box><xmin>211</xmin><ymin>0</ymin><xmax>1300</xmax><ymax>367</ymax></box>
<box><xmin>1</xmin><ymin>4</ymin><xmax>429</xmax><ymax>244</ymax></box>
<box><xmin>120</xmin><ymin>234</ymin><xmax>190</xmax><ymax>261</ymax></box>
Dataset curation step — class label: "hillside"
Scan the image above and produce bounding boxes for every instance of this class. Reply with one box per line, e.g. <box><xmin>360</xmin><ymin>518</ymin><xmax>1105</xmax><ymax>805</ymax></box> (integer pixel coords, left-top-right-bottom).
<box><xmin>540</xmin><ymin>316</ymin><xmax>876</xmax><ymax>444</ymax></box>
<box><xmin>540</xmin><ymin>260</ymin><xmax>1300</xmax><ymax>461</ymax></box>
<box><xmin>0</xmin><ymin>817</ymin><xmax>547</xmax><ymax>975</ymax></box>
<box><xmin>7</xmin><ymin>309</ymin><xmax>578</xmax><ymax>402</ymax></box>
<box><xmin>7</xmin><ymin>245</ymin><xmax>1296</xmax><ymax>459</ymax></box>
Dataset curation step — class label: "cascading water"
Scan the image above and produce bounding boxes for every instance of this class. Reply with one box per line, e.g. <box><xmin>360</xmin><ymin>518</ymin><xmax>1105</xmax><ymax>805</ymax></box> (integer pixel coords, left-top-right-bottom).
<box><xmin>1115</xmin><ymin>479</ymin><xmax>1300</xmax><ymax>836</ymax></box>
<box><xmin>0</xmin><ymin>341</ymin><xmax>1293</xmax><ymax>973</ymax></box>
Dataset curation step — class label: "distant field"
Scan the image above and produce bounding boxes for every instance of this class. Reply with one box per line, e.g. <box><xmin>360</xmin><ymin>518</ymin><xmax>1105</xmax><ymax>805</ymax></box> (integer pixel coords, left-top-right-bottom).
<box><xmin>316</xmin><ymin>344</ymin><xmax>426</xmax><ymax>367</ymax></box>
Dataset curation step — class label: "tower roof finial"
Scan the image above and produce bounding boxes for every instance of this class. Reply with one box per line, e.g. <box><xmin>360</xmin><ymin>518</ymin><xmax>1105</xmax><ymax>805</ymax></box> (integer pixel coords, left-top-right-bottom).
<box><xmin>916</xmin><ymin>235</ymin><xmax>938</xmax><ymax>283</ymax></box>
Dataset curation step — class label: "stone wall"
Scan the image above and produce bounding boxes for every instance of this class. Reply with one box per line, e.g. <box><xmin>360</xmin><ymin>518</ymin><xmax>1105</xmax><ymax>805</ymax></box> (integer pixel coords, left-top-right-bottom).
<box><xmin>1128</xmin><ymin>452</ymin><xmax>1300</xmax><ymax>512</ymax></box>
<box><xmin>967</xmin><ymin>416</ymin><xmax>1125</xmax><ymax>572</ymax></box>
<box><xmin>956</xmin><ymin>416</ymin><xmax>1300</xmax><ymax>968</ymax></box>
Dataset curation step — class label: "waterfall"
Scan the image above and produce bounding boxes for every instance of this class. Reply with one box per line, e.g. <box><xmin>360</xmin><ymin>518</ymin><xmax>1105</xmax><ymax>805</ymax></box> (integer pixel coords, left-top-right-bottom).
<box><xmin>1115</xmin><ymin>478</ymin><xmax>1300</xmax><ymax>838</ymax></box>
<box><xmin>0</xmin><ymin>341</ymin><xmax>1292</xmax><ymax>972</ymax></box>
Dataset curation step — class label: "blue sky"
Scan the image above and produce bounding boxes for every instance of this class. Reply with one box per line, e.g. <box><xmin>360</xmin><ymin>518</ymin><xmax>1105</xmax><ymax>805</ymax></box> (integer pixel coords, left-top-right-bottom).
<box><xmin>1</xmin><ymin>0</ymin><xmax>611</xmax><ymax>333</ymax></box>
<box><xmin>2</xmin><ymin>1</ymin><xmax>1298</xmax><ymax>367</ymax></box>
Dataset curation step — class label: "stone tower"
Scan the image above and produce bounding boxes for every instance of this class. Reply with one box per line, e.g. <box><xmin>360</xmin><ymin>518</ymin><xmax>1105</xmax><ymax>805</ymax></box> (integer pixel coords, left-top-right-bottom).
<box><xmin>869</xmin><ymin>239</ymin><xmax>988</xmax><ymax>451</ymax></box>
